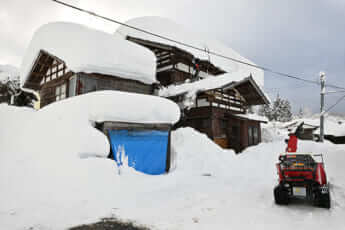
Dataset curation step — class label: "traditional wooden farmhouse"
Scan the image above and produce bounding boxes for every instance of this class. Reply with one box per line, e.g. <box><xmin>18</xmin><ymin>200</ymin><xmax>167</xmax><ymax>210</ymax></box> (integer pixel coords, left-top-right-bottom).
<box><xmin>20</xmin><ymin>22</ymin><xmax>180</xmax><ymax>175</ymax></box>
<box><xmin>21</xmin><ymin>22</ymin><xmax>157</xmax><ymax>108</ymax></box>
<box><xmin>116</xmin><ymin>17</ymin><xmax>270</xmax><ymax>152</ymax></box>
<box><xmin>158</xmin><ymin>73</ymin><xmax>269</xmax><ymax>152</ymax></box>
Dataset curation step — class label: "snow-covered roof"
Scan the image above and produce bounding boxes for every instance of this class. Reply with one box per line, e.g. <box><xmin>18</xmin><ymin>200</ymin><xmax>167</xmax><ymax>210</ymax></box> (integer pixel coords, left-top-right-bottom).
<box><xmin>158</xmin><ymin>71</ymin><xmax>249</xmax><ymax>97</ymax></box>
<box><xmin>116</xmin><ymin>16</ymin><xmax>264</xmax><ymax>86</ymax></box>
<box><xmin>284</xmin><ymin>118</ymin><xmax>345</xmax><ymax>137</ymax></box>
<box><xmin>21</xmin><ymin>22</ymin><xmax>157</xmax><ymax>86</ymax></box>
<box><xmin>0</xmin><ymin>65</ymin><xmax>19</xmax><ymax>83</ymax></box>
<box><xmin>158</xmin><ymin>71</ymin><xmax>270</xmax><ymax>105</ymax></box>
<box><xmin>41</xmin><ymin>90</ymin><xmax>180</xmax><ymax>125</ymax></box>
<box><xmin>233</xmin><ymin>113</ymin><xmax>268</xmax><ymax>123</ymax></box>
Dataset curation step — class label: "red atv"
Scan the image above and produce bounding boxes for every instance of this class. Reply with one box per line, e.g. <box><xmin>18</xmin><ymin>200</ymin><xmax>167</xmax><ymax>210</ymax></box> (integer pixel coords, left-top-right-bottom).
<box><xmin>274</xmin><ymin>153</ymin><xmax>331</xmax><ymax>208</ymax></box>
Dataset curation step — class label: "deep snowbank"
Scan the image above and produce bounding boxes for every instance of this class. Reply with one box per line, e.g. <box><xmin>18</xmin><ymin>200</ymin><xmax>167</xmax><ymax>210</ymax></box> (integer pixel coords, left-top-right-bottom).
<box><xmin>1</xmin><ymin>102</ymin><xmax>345</xmax><ymax>230</ymax></box>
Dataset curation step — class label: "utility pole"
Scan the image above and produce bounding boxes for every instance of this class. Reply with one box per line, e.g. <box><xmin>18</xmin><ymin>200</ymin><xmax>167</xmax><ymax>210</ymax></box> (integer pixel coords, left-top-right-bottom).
<box><xmin>320</xmin><ymin>72</ymin><xmax>326</xmax><ymax>142</ymax></box>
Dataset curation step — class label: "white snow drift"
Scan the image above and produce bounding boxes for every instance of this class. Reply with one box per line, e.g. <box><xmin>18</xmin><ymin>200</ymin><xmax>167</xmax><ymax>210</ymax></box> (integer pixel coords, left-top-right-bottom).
<box><xmin>1</xmin><ymin>98</ymin><xmax>345</xmax><ymax>230</ymax></box>
<box><xmin>21</xmin><ymin>22</ymin><xmax>157</xmax><ymax>86</ymax></box>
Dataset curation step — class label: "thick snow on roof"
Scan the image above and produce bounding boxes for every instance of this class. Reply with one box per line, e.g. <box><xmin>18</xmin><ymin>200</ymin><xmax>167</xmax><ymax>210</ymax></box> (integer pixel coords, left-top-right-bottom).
<box><xmin>0</xmin><ymin>64</ymin><xmax>19</xmax><ymax>83</ymax></box>
<box><xmin>308</xmin><ymin>118</ymin><xmax>345</xmax><ymax>137</ymax></box>
<box><xmin>41</xmin><ymin>90</ymin><xmax>180</xmax><ymax>124</ymax></box>
<box><xmin>234</xmin><ymin>113</ymin><xmax>268</xmax><ymax>123</ymax></box>
<box><xmin>116</xmin><ymin>16</ymin><xmax>264</xmax><ymax>86</ymax></box>
<box><xmin>21</xmin><ymin>22</ymin><xmax>157</xmax><ymax>86</ymax></box>
<box><xmin>285</xmin><ymin>118</ymin><xmax>345</xmax><ymax>137</ymax></box>
<box><xmin>158</xmin><ymin>71</ymin><xmax>253</xmax><ymax>98</ymax></box>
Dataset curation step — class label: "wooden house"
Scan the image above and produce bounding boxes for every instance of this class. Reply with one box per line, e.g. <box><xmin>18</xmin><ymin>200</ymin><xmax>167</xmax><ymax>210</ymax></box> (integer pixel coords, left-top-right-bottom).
<box><xmin>117</xmin><ymin>18</ymin><xmax>270</xmax><ymax>152</ymax></box>
<box><xmin>21</xmin><ymin>22</ymin><xmax>157</xmax><ymax>108</ymax></box>
<box><xmin>126</xmin><ymin>36</ymin><xmax>226</xmax><ymax>86</ymax></box>
<box><xmin>285</xmin><ymin>121</ymin><xmax>319</xmax><ymax>141</ymax></box>
<box><xmin>22</xmin><ymin>50</ymin><xmax>154</xmax><ymax>108</ymax></box>
<box><xmin>19</xmin><ymin>22</ymin><xmax>182</xmax><ymax>175</ymax></box>
<box><xmin>159</xmin><ymin>74</ymin><xmax>269</xmax><ymax>152</ymax></box>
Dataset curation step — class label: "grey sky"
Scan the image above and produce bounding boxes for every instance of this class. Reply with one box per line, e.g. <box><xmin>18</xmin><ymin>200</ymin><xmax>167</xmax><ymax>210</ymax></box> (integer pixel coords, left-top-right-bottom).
<box><xmin>1</xmin><ymin>0</ymin><xmax>345</xmax><ymax>114</ymax></box>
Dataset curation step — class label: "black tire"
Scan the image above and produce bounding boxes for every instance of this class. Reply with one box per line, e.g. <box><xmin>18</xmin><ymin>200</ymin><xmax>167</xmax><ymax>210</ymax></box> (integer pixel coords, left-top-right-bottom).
<box><xmin>313</xmin><ymin>189</ymin><xmax>331</xmax><ymax>209</ymax></box>
<box><xmin>274</xmin><ymin>185</ymin><xmax>289</xmax><ymax>205</ymax></box>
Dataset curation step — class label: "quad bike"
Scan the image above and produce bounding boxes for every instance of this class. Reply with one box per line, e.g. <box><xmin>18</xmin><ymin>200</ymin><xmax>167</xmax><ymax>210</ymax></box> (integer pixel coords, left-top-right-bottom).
<box><xmin>274</xmin><ymin>153</ymin><xmax>331</xmax><ymax>209</ymax></box>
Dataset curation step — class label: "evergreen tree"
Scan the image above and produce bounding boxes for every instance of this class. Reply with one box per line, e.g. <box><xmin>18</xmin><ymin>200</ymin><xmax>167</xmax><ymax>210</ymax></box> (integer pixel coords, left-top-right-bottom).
<box><xmin>259</xmin><ymin>95</ymin><xmax>292</xmax><ymax>122</ymax></box>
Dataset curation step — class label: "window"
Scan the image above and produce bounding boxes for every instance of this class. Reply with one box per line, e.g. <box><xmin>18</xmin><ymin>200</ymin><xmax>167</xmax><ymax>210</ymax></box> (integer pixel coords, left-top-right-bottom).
<box><xmin>248</xmin><ymin>126</ymin><xmax>253</xmax><ymax>146</ymax></box>
<box><xmin>55</xmin><ymin>83</ymin><xmax>67</xmax><ymax>101</ymax></box>
<box><xmin>253</xmin><ymin>126</ymin><xmax>259</xmax><ymax>144</ymax></box>
<box><xmin>57</xmin><ymin>70</ymin><xmax>64</xmax><ymax>77</ymax></box>
<box><xmin>248</xmin><ymin>126</ymin><xmax>259</xmax><ymax>145</ymax></box>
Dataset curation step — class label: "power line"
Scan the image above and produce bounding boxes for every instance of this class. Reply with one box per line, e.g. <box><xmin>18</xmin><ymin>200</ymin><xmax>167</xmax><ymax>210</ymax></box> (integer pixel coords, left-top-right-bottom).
<box><xmin>324</xmin><ymin>94</ymin><xmax>345</xmax><ymax>114</ymax></box>
<box><xmin>51</xmin><ymin>0</ymin><xmax>345</xmax><ymax>91</ymax></box>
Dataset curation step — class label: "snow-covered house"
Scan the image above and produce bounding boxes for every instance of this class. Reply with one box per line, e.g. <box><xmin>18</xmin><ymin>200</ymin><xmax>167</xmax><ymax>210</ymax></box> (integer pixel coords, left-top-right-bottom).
<box><xmin>284</xmin><ymin>121</ymin><xmax>319</xmax><ymax>140</ymax></box>
<box><xmin>21</xmin><ymin>22</ymin><xmax>157</xmax><ymax>108</ymax></box>
<box><xmin>20</xmin><ymin>22</ymin><xmax>181</xmax><ymax>175</ymax></box>
<box><xmin>116</xmin><ymin>17</ymin><xmax>270</xmax><ymax>152</ymax></box>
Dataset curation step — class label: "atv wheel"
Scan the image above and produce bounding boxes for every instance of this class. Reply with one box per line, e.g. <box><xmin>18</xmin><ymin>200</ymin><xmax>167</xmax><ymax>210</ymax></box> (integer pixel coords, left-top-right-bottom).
<box><xmin>274</xmin><ymin>185</ymin><xmax>289</xmax><ymax>205</ymax></box>
<box><xmin>313</xmin><ymin>189</ymin><xmax>331</xmax><ymax>209</ymax></box>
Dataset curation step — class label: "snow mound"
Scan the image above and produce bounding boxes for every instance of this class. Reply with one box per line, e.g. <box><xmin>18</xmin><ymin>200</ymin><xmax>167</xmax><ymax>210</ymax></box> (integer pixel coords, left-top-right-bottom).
<box><xmin>116</xmin><ymin>16</ymin><xmax>264</xmax><ymax>86</ymax></box>
<box><xmin>21</xmin><ymin>22</ymin><xmax>157</xmax><ymax>86</ymax></box>
<box><xmin>1</xmin><ymin>102</ymin><xmax>345</xmax><ymax>229</ymax></box>
<box><xmin>261</xmin><ymin>122</ymin><xmax>288</xmax><ymax>142</ymax></box>
<box><xmin>40</xmin><ymin>90</ymin><xmax>181</xmax><ymax>125</ymax></box>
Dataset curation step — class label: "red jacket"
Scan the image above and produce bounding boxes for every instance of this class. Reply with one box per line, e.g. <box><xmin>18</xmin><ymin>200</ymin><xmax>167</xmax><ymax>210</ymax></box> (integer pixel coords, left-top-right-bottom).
<box><xmin>286</xmin><ymin>135</ymin><xmax>298</xmax><ymax>152</ymax></box>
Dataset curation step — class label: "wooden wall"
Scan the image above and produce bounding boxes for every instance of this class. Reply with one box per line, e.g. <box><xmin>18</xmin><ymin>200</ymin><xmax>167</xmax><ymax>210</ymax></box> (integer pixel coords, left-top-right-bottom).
<box><xmin>39</xmin><ymin>72</ymin><xmax>153</xmax><ymax>108</ymax></box>
<box><xmin>79</xmin><ymin>73</ymin><xmax>153</xmax><ymax>95</ymax></box>
<box><xmin>177</xmin><ymin>106</ymin><xmax>262</xmax><ymax>153</ymax></box>
<box><xmin>157</xmin><ymin>70</ymin><xmax>191</xmax><ymax>86</ymax></box>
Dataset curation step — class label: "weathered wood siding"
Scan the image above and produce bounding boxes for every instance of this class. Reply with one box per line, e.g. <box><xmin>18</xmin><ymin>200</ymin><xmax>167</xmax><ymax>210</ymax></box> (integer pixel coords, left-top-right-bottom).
<box><xmin>39</xmin><ymin>72</ymin><xmax>153</xmax><ymax>108</ymax></box>
<box><xmin>177</xmin><ymin>106</ymin><xmax>262</xmax><ymax>153</ymax></box>
<box><xmin>78</xmin><ymin>73</ymin><xmax>153</xmax><ymax>95</ymax></box>
<box><xmin>157</xmin><ymin>70</ymin><xmax>191</xmax><ymax>86</ymax></box>
<box><xmin>40</xmin><ymin>72</ymin><xmax>73</xmax><ymax>107</ymax></box>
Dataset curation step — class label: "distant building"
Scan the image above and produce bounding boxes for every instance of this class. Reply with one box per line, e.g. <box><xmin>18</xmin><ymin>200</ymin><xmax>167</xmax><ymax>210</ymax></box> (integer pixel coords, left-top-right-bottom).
<box><xmin>284</xmin><ymin>121</ymin><xmax>319</xmax><ymax>141</ymax></box>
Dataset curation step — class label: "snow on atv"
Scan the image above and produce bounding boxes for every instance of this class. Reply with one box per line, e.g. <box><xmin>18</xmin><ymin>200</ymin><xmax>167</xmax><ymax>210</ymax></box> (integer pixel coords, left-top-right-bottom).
<box><xmin>274</xmin><ymin>153</ymin><xmax>331</xmax><ymax>209</ymax></box>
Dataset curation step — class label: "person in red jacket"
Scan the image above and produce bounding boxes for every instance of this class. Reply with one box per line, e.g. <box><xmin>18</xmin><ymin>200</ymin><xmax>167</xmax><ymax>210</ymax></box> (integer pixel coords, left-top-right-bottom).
<box><xmin>286</xmin><ymin>134</ymin><xmax>298</xmax><ymax>152</ymax></box>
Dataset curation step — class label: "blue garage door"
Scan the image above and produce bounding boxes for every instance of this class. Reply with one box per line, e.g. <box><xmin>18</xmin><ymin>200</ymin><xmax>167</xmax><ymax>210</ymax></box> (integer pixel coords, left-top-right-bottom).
<box><xmin>108</xmin><ymin>130</ymin><xmax>169</xmax><ymax>175</ymax></box>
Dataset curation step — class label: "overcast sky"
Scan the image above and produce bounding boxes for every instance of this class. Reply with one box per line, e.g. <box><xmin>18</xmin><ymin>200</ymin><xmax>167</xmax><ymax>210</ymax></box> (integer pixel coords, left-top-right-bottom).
<box><xmin>1</xmin><ymin>0</ymin><xmax>345</xmax><ymax>114</ymax></box>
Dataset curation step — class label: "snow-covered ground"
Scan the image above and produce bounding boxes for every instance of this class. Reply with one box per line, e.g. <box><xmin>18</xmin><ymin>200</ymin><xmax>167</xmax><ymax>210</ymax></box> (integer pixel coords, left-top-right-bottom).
<box><xmin>0</xmin><ymin>100</ymin><xmax>345</xmax><ymax>230</ymax></box>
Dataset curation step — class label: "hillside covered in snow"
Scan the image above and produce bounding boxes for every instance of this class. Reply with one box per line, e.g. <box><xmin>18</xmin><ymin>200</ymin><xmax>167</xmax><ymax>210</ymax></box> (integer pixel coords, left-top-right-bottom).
<box><xmin>1</xmin><ymin>96</ymin><xmax>345</xmax><ymax>230</ymax></box>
